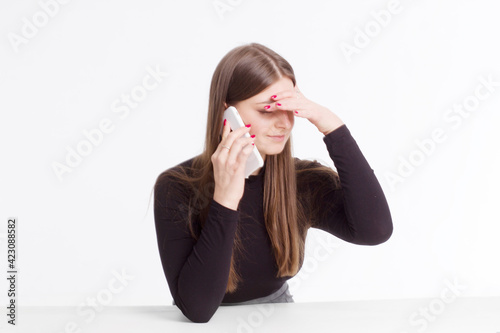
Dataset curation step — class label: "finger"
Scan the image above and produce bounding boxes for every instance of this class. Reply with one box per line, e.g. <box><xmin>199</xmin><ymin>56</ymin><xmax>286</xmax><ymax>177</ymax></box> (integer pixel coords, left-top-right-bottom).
<box><xmin>264</xmin><ymin>101</ymin><xmax>287</xmax><ymax>112</ymax></box>
<box><xmin>265</xmin><ymin>90</ymin><xmax>301</xmax><ymax>112</ymax></box>
<box><xmin>269</xmin><ymin>88</ymin><xmax>297</xmax><ymax>103</ymax></box>
<box><xmin>235</xmin><ymin>139</ymin><xmax>255</xmax><ymax>170</ymax></box>
<box><xmin>220</xmin><ymin>123</ymin><xmax>251</xmax><ymax>153</ymax></box>
<box><xmin>217</xmin><ymin>119</ymin><xmax>231</xmax><ymax>155</ymax></box>
<box><xmin>222</xmin><ymin>119</ymin><xmax>250</xmax><ymax>142</ymax></box>
<box><xmin>221</xmin><ymin>118</ymin><xmax>231</xmax><ymax>141</ymax></box>
<box><xmin>273</xmin><ymin>100</ymin><xmax>299</xmax><ymax>113</ymax></box>
<box><xmin>226</xmin><ymin>135</ymin><xmax>254</xmax><ymax>169</ymax></box>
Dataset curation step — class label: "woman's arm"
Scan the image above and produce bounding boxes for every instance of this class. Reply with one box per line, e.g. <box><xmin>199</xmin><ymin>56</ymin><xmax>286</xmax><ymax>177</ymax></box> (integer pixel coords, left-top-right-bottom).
<box><xmin>154</xmin><ymin>175</ymin><xmax>239</xmax><ymax>322</ymax></box>
<box><xmin>265</xmin><ymin>89</ymin><xmax>392</xmax><ymax>244</ymax></box>
<box><xmin>312</xmin><ymin>124</ymin><xmax>393</xmax><ymax>245</ymax></box>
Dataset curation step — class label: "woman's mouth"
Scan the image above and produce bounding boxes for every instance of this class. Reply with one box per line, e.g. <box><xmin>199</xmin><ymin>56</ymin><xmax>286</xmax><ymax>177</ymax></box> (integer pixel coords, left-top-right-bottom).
<box><xmin>268</xmin><ymin>135</ymin><xmax>285</xmax><ymax>142</ymax></box>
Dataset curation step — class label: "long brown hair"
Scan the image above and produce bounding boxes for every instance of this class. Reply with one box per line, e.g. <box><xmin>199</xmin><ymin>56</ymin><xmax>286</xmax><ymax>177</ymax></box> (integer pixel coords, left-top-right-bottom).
<box><xmin>155</xmin><ymin>43</ymin><xmax>341</xmax><ymax>293</ymax></box>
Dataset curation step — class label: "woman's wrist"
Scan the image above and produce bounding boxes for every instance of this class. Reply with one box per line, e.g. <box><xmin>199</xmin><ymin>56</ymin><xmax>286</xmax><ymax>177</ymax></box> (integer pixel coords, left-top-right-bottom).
<box><xmin>312</xmin><ymin>106</ymin><xmax>345</xmax><ymax>136</ymax></box>
<box><xmin>213</xmin><ymin>193</ymin><xmax>239</xmax><ymax>211</ymax></box>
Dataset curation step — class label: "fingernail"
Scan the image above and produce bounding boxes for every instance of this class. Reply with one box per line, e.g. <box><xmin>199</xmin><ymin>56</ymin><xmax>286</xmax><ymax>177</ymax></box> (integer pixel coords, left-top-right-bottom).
<box><xmin>264</xmin><ymin>105</ymin><xmax>270</xmax><ymax>110</ymax></box>
<box><xmin>294</xmin><ymin>111</ymin><xmax>298</xmax><ymax>114</ymax></box>
<box><xmin>271</xmin><ymin>95</ymin><xmax>277</xmax><ymax>99</ymax></box>
<box><xmin>251</xmin><ymin>134</ymin><xmax>255</xmax><ymax>138</ymax></box>
<box><xmin>252</xmin><ymin>143</ymin><xmax>255</xmax><ymax>145</ymax></box>
<box><xmin>276</xmin><ymin>103</ymin><xmax>281</xmax><ymax>106</ymax></box>
<box><xmin>245</xmin><ymin>124</ymin><xmax>251</xmax><ymax>127</ymax></box>
<box><xmin>224</xmin><ymin>119</ymin><xmax>226</xmax><ymax>126</ymax></box>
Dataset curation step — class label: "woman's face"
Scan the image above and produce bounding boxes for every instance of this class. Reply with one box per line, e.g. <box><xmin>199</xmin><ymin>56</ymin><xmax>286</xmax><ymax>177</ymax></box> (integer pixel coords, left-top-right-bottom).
<box><xmin>229</xmin><ymin>77</ymin><xmax>295</xmax><ymax>162</ymax></box>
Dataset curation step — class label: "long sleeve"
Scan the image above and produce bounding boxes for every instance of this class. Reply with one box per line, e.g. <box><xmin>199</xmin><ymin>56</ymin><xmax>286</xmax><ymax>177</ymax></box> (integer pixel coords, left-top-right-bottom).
<box><xmin>311</xmin><ymin>124</ymin><xmax>393</xmax><ymax>245</ymax></box>
<box><xmin>154</xmin><ymin>175</ymin><xmax>239</xmax><ymax>322</ymax></box>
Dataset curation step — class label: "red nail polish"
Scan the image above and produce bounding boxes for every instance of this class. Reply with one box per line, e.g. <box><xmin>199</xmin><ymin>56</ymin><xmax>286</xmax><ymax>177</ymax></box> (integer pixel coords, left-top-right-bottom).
<box><xmin>224</xmin><ymin>119</ymin><xmax>226</xmax><ymax>126</ymax></box>
<box><xmin>251</xmin><ymin>134</ymin><xmax>255</xmax><ymax>138</ymax></box>
<box><xmin>252</xmin><ymin>143</ymin><xmax>255</xmax><ymax>145</ymax></box>
<box><xmin>264</xmin><ymin>105</ymin><xmax>270</xmax><ymax>110</ymax></box>
<box><xmin>276</xmin><ymin>103</ymin><xmax>281</xmax><ymax>106</ymax></box>
<box><xmin>271</xmin><ymin>95</ymin><xmax>277</xmax><ymax>99</ymax></box>
<box><xmin>294</xmin><ymin>110</ymin><xmax>298</xmax><ymax>114</ymax></box>
<box><xmin>245</xmin><ymin>124</ymin><xmax>251</xmax><ymax>127</ymax></box>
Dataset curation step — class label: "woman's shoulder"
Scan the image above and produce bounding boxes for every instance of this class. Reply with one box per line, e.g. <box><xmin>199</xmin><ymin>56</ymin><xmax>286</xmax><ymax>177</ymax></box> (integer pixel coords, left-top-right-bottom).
<box><xmin>157</xmin><ymin>156</ymin><xmax>196</xmax><ymax>179</ymax></box>
<box><xmin>154</xmin><ymin>156</ymin><xmax>199</xmax><ymax>193</ymax></box>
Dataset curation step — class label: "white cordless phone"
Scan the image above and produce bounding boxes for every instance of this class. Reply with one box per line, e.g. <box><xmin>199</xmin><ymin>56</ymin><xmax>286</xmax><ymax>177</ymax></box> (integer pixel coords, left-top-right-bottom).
<box><xmin>223</xmin><ymin>106</ymin><xmax>264</xmax><ymax>178</ymax></box>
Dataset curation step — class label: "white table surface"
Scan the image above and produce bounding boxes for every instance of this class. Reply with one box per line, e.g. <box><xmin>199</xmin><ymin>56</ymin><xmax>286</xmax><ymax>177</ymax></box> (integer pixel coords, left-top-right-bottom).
<box><xmin>2</xmin><ymin>297</ymin><xmax>499</xmax><ymax>333</ymax></box>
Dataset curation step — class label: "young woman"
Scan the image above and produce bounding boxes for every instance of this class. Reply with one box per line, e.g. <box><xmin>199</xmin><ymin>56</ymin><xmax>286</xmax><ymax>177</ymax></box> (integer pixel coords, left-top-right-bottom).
<box><xmin>153</xmin><ymin>43</ymin><xmax>393</xmax><ymax>323</ymax></box>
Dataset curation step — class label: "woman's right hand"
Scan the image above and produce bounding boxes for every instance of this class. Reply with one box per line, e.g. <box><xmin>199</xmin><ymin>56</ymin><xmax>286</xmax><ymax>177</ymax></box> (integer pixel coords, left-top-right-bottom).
<box><xmin>211</xmin><ymin>119</ymin><xmax>255</xmax><ymax>210</ymax></box>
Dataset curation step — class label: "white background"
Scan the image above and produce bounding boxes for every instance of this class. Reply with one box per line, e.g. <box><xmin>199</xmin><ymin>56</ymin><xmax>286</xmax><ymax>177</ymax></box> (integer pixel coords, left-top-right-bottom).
<box><xmin>1</xmin><ymin>0</ymin><xmax>499</xmax><ymax>309</ymax></box>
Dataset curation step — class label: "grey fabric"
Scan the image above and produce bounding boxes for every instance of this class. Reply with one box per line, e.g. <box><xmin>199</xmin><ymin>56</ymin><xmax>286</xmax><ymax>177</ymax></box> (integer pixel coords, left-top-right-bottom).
<box><xmin>171</xmin><ymin>282</ymin><xmax>294</xmax><ymax>306</ymax></box>
<box><xmin>221</xmin><ymin>282</ymin><xmax>294</xmax><ymax>305</ymax></box>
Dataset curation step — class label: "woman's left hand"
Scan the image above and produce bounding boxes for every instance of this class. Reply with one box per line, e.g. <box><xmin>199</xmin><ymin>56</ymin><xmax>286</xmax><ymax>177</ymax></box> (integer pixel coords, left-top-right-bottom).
<box><xmin>264</xmin><ymin>86</ymin><xmax>345</xmax><ymax>136</ymax></box>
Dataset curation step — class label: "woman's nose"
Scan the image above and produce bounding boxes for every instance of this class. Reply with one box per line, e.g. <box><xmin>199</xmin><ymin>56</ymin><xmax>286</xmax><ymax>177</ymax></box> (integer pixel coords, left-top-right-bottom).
<box><xmin>275</xmin><ymin>110</ymin><xmax>293</xmax><ymax>128</ymax></box>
